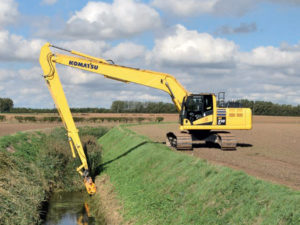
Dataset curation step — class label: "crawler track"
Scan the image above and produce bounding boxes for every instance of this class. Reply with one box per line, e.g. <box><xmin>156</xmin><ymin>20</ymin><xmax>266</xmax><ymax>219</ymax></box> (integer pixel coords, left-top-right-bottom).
<box><xmin>216</xmin><ymin>133</ymin><xmax>237</xmax><ymax>150</ymax></box>
<box><xmin>167</xmin><ymin>131</ymin><xmax>237</xmax><ymax>151</ymax></box>
<box><xmin>167</xmin><ymin>131</ymin><xmax>192</xmax><ymax>150</ymax></box>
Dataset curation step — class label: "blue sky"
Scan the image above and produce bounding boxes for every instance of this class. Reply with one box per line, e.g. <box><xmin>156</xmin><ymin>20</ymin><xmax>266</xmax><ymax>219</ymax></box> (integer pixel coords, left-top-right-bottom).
<box><xmin>15</xmin><ymin>0</ymin><xmax>300</xmax><ymax>49</ymax></box>
<box><xmin>1</xmin><ymin>0</ymin><xmax>300</xmax><ymax>108</ymax></box>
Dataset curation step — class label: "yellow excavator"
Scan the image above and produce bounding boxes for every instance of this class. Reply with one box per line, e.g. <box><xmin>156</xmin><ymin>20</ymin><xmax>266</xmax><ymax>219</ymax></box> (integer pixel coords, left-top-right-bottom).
<box><xmin>39</xmin><ymin>43</ymin><xmax>252</xmax><ymax>194</ymax></box>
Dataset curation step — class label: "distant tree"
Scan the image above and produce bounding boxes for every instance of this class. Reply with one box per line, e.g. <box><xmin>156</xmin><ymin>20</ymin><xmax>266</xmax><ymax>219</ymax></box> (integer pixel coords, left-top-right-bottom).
<box><xmin>0</xmin><ymin>98</ymin><xmax>14</xmax><ymax>112</ymax></box>
<box><xmin>111</xmin><ymin>101</ymin><xmax>126</xmax><ymax>113</ymax></box>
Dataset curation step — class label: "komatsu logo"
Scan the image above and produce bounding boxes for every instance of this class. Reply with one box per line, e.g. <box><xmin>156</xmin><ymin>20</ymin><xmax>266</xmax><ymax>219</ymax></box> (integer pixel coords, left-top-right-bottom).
<box><xmin>69</xmin><ymin>61</ymin><xmax>98</xmax><ymax>70</ymax></box>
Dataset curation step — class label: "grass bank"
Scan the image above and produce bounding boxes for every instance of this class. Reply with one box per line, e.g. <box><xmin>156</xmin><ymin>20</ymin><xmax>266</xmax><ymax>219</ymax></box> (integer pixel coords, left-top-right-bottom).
<box><xmin>98</xmin><ymin>126</ymin><xmax>300</xmax><ymax>225</ymax></box>
<box><xmin>0</xmin><ymin>126</ymin><xmax>107</xmax><ymax>225</ymax></box>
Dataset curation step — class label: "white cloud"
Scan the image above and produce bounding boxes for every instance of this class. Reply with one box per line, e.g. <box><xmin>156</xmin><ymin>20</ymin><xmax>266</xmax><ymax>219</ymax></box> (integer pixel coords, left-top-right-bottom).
<box><xmin>103</xmin><ymin>42</ymin><xmax>146</xmax><ymax>61</ymax></box>
<box><xmin>0</xmin><ymin>30</ymin><xmax>44</xmax><ymax>61</ymax></box>
<box><xmin>58</xmin><ymin>39</ymin><xmax>109</xmax><ymax>56</ymax></box>
<box><xmin>0</xmin><ymin>34</ymin><xmax>108</xmax><ymax>63</ymax></box>
<box><xmin>0</xmin><ymin>67</ymin><xmax>49</xmax><ymax>107</ymax></box>
<box><xmin>117</xmin><ymin>91</ymin><xmax>163</xmax><ymax>101</ymax></box>
<box><xmin>238</xmin><ymin>45</ymin><xmax>300</xmax><ymax>67</ymax></box>
<box><xmin>215</xmin><ymin>22</ymin><xmax>257</xmax><ymax>35</ymax></box>
<box><xmin>52</xmin><ymin>27</ymin><xmax>300</xmax><ymax>106</ymax></box>
<box><xmin>152</xmin><ymin>0</ymin><xmax>218</xmax><ymax>16</ymax></box>
<box><xmin>272</xmin><ymin>0</ymin><xmax>300</xmax><ymax>5</ymax></box>
<box><xmin>0</xmin><ymin>0</ymin><xmax>18</xmax><ymax>27</ymax></box>
<box><xmin>1</xmin><ymin>22</ymin><xmax>300</xmax><ymax>107</ymax></box>
<box><xmin>18</xmin><ymin>67</ymin><xmax>43</xmax><ymax>80</ymax></box>
<box><xmin>263</xmin><ymin>84</ymin><xmax>282</xmax><ymax>91</ymax></box>
<box><xmin>65</xmin><ymin>0</ymin><xmax>161</xmax><ymax>39</ymax></box>
<box><xmin>58</xmin><ymin>66</ymin><xmax>100</xmax><ymax>85</ymax></box>
<box><xmin>41</xmin><ymin>0</ymin><xmax>57</xmax><ymax>5</ymax></box>
<box><xmin>152</xmin><ymin>0</ymin><xmax>257</xmax><ymax>17</ymax></box>
<box><xmin>0</xmin><ymin>68</ymin><xmax>16</xmax><ymax>81</ymax></box>
<box><xmin>148</xmin><ymin>25</ymin><xmax>238</xmax><ymax>67</ymax></box>
<box><xmin>152</xmin><ymin>0</ymin><xmax>300</xmax><ymax>17</ymax></box>
<box><xmin>143</xmin><ymin>25</ymin><xmax>300</xmax><ymax>105</ymax></box>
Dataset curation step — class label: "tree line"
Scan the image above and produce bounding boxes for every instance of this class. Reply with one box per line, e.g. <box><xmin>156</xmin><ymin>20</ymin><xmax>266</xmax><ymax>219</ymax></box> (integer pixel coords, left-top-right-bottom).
<box><xmin>1</xmin><ymin>97</ymin><xmax>300</xmax><ymax>116</ymax></box>
<box><xmin>110</xmin><ymin>101</ymin><xmax>177</xmax><ymax>113</ymax></box>
<box><xmin>236</xmin><ymin>99</ymin><xmax>300</xmax><ymax>117</ymax></box>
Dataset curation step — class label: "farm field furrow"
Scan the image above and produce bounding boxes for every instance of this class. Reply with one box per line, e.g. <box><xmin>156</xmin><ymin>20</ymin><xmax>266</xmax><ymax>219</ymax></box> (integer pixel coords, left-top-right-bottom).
<box><xmin>129</xmin><ymin>116</ymin><xmax>300</xmax><ymax>190</ymax></box>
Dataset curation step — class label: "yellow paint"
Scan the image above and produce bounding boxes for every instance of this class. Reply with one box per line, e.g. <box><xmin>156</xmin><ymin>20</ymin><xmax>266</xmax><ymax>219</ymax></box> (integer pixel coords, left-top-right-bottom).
<box><xmin>39</xmin><ymin>43</ymin><xmax>252</xmax><ymax>193</ymax></box>
<box><xmin>193</xmin><ymin>115</ymin><xmax>213</xmax><ymax>125</ymax></box>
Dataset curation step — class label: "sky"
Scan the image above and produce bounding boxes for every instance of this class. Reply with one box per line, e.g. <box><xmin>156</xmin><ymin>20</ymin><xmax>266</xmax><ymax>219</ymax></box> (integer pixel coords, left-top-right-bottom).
<box><xmin>1</xmin><ymin>0</ymin><xmax>300</xmax><ymax>108</ymax></box>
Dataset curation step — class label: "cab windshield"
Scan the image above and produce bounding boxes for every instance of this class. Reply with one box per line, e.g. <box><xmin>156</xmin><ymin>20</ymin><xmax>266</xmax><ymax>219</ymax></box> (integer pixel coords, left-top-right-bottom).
<box><xmin>183</xmin><ymin>95</ymin><xmax>213</xmax><ymax>122</ymax></box>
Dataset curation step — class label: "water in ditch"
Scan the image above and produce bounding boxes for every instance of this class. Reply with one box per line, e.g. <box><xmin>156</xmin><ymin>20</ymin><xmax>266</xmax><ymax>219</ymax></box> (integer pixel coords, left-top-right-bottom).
<box><xmin>44</xmin><ymin>191</ymin><xmax>105</xmax><ymax>225</ymax></box>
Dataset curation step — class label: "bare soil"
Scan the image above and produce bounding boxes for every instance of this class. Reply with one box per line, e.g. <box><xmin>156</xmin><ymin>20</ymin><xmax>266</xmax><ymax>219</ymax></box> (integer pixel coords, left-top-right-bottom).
<box><xmin>129</xmin><ymin>116</ymin><xmax>300</xmax><ymax>190</ymax></box>
<box><xmin>0</xmin><ymin>113</ymin><xmax>176</xmax><ymax>136</ymax></box>
<box><xmin>0</xmin><ymin>122</ymin><xmax>62</xmax><ymax>136</ymax></box>
<box><xmin>0</xmin><ymin>121</ymin><xmax>116</xmax><ymax>137</ymax></box>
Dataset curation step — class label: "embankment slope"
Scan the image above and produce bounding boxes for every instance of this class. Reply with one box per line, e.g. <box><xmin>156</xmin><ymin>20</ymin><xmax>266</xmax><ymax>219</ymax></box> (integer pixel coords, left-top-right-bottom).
<box><xmin>98</xmin><ymin>126</ymin><xmax>300</xmax><ymax>225</ymax></box>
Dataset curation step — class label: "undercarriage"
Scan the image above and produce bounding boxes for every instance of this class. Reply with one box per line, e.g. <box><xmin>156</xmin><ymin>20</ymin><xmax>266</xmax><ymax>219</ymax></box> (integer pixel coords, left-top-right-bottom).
<box><xmin>166</xmin><ymin>130</ymin><xmax>237</xmax><ymax>150</ymax></box>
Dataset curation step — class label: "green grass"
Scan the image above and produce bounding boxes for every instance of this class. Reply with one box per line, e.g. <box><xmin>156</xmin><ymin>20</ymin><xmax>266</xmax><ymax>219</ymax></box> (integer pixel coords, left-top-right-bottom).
<box><xmin>98</xmin><ymin>126</ymin><xmax>300</xmax><ymax>225</ymax></box>
<box><xmin>0</xmin><ymin>126</ymin><xmax>107</xmax><ymax>225</ymax></box>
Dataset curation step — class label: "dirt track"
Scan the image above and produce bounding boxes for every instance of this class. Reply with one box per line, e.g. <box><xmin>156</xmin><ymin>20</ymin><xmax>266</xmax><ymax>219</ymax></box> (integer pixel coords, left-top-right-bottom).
<box><xmin>130</xmin><ymin>116</ymin><xmax>300</xmax><ymax>190</ymax></box>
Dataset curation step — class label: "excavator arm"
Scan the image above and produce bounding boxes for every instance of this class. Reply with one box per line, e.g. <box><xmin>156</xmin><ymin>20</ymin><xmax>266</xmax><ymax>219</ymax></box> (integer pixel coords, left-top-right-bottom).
<box><xmin>39</xmin><ymin>43</ymin><xmax>189</xmax><ymax>194</ymax></box>
<box><xmin>39</xmin><ymin>42</ymin><xmax>252</xmax><ymax>191</ymax></box>
<box><xmin>39</xmin><ymin>44</ymin><xmax>97</xmax><ymax>194</ymax></box>
<box><xmin>40</xmin><ymin>43</ymin><xmax>189</xmax><ymax>111</ymax></box>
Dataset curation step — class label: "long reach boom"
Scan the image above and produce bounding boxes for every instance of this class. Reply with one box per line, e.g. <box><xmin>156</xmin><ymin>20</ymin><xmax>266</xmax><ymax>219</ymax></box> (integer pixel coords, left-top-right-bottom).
<box><xmin>39</xmin><ymin>43</ymin><xmax>252</xmax><ymax>194</ymax></box>
<box><xmin>40</xmin><ymin>43</ymin><xmax>189</xmax><ymax>194</ymax></box>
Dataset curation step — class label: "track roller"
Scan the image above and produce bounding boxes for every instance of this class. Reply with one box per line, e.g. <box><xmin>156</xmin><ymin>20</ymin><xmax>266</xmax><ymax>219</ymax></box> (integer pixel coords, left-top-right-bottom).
<box><xmin>166</xmin><ymin>132</ymin><xmax>192</xmax><ymax>150</ymax></box>
<box><xmin>216</xmin><ymin>133</ymin><xmax>237</xmax><ymax>150</ymax></box>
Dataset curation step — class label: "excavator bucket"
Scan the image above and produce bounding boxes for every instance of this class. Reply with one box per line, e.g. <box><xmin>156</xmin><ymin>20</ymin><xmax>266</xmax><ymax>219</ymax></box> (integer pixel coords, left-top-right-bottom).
<box><xmin>84</xmin><ymin>176</ymin><xmax>96</xmax><ymax>195</ymax></box>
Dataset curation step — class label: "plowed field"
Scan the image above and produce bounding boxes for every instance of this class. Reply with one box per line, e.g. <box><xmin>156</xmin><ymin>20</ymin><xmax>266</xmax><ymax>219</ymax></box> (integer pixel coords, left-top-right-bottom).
<box><xmin>0</xmin><ymin>123</ymin><xmax>61</xmax><ymax>136</ymax></box>
<box><xmin>0</xmin><ymin>113</ymin><xmax>176</xmax><ymax>136</ymax></box>
<box><xmin>130</xmin><ymin>116</ymin><xmax>300</xmax><ymax>190</ymax></box>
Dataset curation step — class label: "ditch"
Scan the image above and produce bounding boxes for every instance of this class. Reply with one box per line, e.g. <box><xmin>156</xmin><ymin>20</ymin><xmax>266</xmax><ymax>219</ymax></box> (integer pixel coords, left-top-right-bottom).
<box><xmin>44</xmin><ymin>191</ymin><xmax>105</xmax><ymax>225</ymax></box>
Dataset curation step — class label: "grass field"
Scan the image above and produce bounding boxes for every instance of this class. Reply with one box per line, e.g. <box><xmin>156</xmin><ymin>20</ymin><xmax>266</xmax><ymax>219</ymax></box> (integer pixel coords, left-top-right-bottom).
<box><xmin>98</xmin><ymin>126</ymin><xmax>300</xmax><ymax>225</ymax></box>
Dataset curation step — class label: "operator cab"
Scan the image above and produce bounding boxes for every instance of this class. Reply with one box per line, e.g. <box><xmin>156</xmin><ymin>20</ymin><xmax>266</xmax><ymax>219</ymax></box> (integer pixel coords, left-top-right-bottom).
<box><xmin>180</xmin><ymin>94</ymin><xmax>213</xmax><ymax>125</ymax></box>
